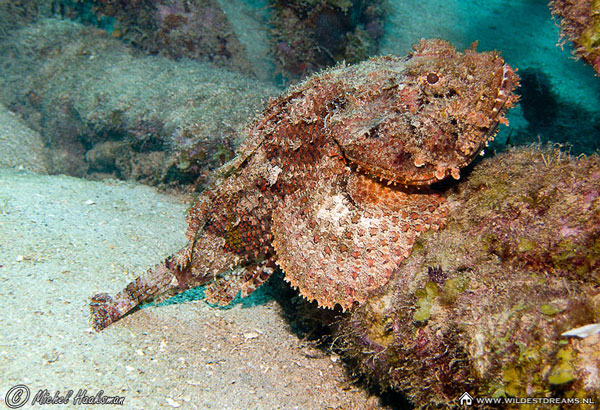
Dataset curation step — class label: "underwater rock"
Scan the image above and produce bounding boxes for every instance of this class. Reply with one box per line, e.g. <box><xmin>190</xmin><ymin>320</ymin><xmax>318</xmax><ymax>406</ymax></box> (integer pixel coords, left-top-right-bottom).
<box><xmin>337</xmin><ymin>146</ymin><xmax>600</xmax><ymax>408</ymax></box>
<box><xmin>551</xmin><ymin>0</ymin><xmax>600</xmax><ymax>75</ymax></box>
<box><xmin>90</xmin><ymin>0</ymin><xmax>253</xmax><ymax>74</ymax></box>
<box><xmin>269</xmin><ymin>0</ymin><xmax>385</xmax><ymax>79</ymax></box>
<box><xmin>0</xmin><ymin>18</ymin><xmax>278</xmax><ymax>188</ymax></box>
<box><xmin>89</xmin><ymin>39</ymin><xmax>518</xmax><ymax>330</ymax></box>
<box><xmin>0</xmin><ymin>0</ymin><xmax>252</xmax><ymax>74</ymax></box>
<box><xmin>0</xmin><ymin>103</ymin><xmax>49</xmax><ymax>174</ymax></box>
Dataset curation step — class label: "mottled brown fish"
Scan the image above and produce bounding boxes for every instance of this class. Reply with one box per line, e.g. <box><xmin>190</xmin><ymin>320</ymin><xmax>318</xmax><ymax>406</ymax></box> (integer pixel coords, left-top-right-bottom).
<box><xmin>90</xmin><ymin>39</ymin><xmax>519</xmax><ymax>330</ymax></box>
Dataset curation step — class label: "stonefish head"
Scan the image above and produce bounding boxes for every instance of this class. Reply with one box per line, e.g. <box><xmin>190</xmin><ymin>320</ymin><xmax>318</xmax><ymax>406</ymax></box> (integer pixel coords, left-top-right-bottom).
<box><xmin>327</xmin><ymin>38</ymin><xmax>519</xmax><ymax>186</ymax></box>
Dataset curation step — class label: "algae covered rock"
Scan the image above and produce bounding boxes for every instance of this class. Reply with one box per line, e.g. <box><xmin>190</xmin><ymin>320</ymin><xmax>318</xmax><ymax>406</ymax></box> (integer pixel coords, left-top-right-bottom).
<box><xmin>269</xmin><ymin>0</ymin><xmax>385</xmax><ymax>79</ymax></box>
<box><xmin>0</xmin><ymin>0</ymin><xmax>252</xmax><ymax>74</ymax></box>
<box><xmin>551</xmin><ymin>0</ymin><xmax>600</xmax><ymax>75</ymax></box>
<box><xmin>0</xmin><ymin>18</ymin><xmax>278</xmax><ymax>188</ymax></box>
<box><xmin>337</xmin><ymin>146</ymin><xmax>600</xmax><ymax>409</ymax></box>
<box><xmin>87</xmin><ymin>0</ymin><xmax>253</xmax><ymax>74</ymax></box>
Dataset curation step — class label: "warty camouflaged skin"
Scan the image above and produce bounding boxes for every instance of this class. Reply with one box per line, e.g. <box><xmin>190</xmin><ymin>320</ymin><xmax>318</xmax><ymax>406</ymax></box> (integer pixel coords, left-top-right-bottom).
<box><xmin>90</xmin><ymin>39</ymin><xmax>519</xmax><ymax>330</ymax></box>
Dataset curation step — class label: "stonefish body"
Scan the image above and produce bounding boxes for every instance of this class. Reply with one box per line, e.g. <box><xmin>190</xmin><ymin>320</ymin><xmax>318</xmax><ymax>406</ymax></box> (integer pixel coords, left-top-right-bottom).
<box><xmin>91</xmin><ymin>39</ymin><xmax>518</xmax><ymax>330</ymax></box>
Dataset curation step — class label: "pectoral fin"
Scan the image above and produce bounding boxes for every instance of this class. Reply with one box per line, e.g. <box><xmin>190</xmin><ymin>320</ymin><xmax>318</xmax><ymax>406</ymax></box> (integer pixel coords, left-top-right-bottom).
<box><xmin>272</xmin><ymin>170</ymin><xmax>447</xmax><ymax>310</ymax></box>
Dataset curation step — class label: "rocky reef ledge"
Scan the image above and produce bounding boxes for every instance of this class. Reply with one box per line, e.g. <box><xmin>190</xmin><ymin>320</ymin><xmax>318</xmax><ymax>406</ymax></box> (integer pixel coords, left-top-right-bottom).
<box><xmin>335</xmin><ymin>146</ymin><xmax>600</xmax><ymax>409</ymax></box>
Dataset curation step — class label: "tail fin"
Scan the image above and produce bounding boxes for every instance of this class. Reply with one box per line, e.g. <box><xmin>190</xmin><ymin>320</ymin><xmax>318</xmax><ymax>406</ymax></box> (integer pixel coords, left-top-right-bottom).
<box><xmin>90</xmin><ymin>251</ymin><xmax>196</xmax><ymax>331</ymax></box>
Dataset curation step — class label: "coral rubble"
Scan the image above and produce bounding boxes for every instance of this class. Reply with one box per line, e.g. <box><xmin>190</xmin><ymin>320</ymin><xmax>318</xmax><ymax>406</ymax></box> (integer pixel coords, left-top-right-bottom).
<box><xmin>89</xmin><ymin>39</ymin><xmax>518</xmax><ymax>331</ymax></box>
<box><xmin>0</xmin><ymin>18</ymin><xmax>278</xmax><ymax>188</ymax></box>
<box><xmin>551</xmin><ymin>0</ymin><xmax>600</xmax><ymax>75</ymax></box>
<box><xmin>337</xmin><ymin>146</ymin><xmax>600</xmax><ymax>409</ymax></box>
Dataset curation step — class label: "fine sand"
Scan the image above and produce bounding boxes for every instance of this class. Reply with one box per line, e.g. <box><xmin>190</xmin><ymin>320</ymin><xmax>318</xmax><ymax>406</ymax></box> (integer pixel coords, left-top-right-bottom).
<box><xmin>0</xmin><ymin>168</ymin><xmax>390</xmax><ymax>410</ymax></box>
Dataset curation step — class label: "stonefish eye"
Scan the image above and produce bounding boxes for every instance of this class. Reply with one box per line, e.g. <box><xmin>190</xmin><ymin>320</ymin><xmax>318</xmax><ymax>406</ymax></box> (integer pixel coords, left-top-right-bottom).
<box><xmin>426</xmin><ymin>72</ymin><xmax>439</xmax><ymax>84</ymax></box>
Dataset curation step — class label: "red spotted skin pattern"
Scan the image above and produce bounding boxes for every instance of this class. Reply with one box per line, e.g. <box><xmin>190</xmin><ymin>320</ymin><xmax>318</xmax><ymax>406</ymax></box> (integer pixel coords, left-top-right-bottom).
<box><xmin>90</xmin><ymin>39</ymin><xmax>519</xmax><ymax>330</ymax></box>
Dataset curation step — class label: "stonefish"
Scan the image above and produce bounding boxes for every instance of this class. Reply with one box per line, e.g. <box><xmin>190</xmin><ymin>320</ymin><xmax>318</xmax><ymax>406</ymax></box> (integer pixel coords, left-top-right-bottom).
<box><xmin>91</xmin><ymin>39</ymin><xmax>519</xmax><ymax>330</ymax></box>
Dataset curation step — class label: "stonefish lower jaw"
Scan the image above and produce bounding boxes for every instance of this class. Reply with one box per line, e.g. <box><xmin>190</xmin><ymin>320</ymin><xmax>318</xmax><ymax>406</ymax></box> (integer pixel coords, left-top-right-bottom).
<box><xmin>90</xmin><ymin>39</ymin><xmax>519</xmax><ymax>331</ymax></box>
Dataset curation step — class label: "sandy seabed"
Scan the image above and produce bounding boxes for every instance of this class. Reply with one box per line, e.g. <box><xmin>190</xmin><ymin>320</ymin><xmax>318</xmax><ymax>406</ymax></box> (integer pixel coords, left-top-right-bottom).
<box><xmin>0</xmin><ymin>169</ymin><xmax>389</xmax><ymax>410</ymax></box>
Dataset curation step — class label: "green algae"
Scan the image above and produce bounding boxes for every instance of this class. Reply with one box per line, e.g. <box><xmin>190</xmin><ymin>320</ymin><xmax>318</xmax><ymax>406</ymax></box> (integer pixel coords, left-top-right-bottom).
<box><xmin>548</xmin><ymin>347</ymin><xmax>577</xmax><ymax>385</ymax></box>
<box><xmin>540</xmin><ymin>304</ymin><xmax>564</xmax><ymax>316</ymax></box>
<box><xmin>439</xmin><ymin>276</ymin><xmax>469</xmax><ymax>305</ymax></box>
<box><xmin>413</xmin><ymin>281</ymin><xmax>438</xmax><ymax>322</ymax></box>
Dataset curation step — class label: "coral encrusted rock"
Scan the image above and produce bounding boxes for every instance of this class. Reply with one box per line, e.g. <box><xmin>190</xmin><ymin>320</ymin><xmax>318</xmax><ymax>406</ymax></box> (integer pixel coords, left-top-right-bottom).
<box><xmin>90</xmin><ymin>0</ymin><xmax>253</xmax><ymax>73</ymax></box>
<box><xmin>269</xmin><ymin>0</ymin><xmax>385</xmax><ymax>79</ymax></box>
<box><xmin>336</xmin><ymin>146</ymin><xmax>600</xmax><ymax>409</ymax></box>
<box><xmin>551</xmin><ymin>0</ymin><xmax>600</xmax><ymax>75</ymax></box>
<box><xmin>89</xmin><ymin>38</ymin><xmax>518</xmax><ymax>331</ymax></box>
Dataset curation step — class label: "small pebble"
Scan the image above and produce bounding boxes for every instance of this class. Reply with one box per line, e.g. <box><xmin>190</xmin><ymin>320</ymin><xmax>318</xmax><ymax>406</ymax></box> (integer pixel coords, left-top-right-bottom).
<box><xmin>244</xmin><ymin>331</ymin><xmax>260</xmax><ymax>340</ymax></box>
